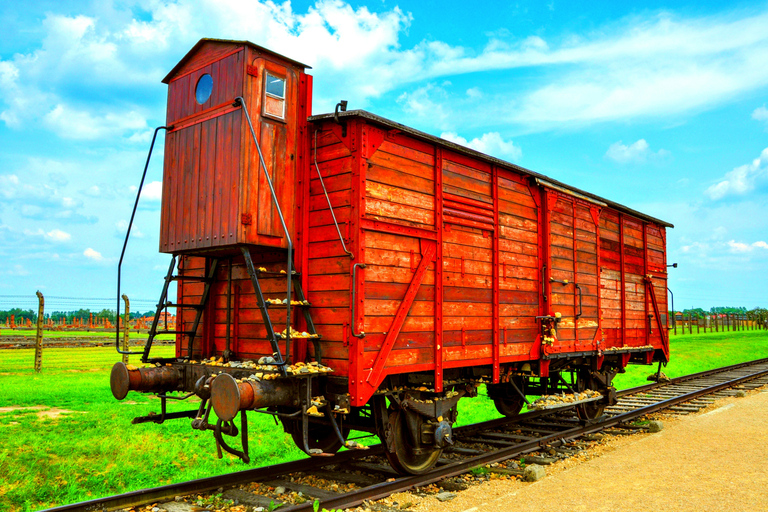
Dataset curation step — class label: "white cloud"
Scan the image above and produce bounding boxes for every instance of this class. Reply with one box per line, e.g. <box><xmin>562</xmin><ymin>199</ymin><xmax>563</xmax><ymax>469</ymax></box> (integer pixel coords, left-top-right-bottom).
<box><xmin>116</xmin><ymin>219</ymin><xmax>144</xmax><ymax>238</ymax></box>
<box><xmin>83</xmin><ymin>247</ymin><xmax>104</xmax><ymax>261</ymax></box>
<box><xmin>44</xmin><ymin>104</ymin><xmax>148</xmax><ymax>141</ymax></box>
<box><xmin>727</xmin><ymin>240</ymin><xmax>750</xmax><ymax>253</ymax></box>
<box><xmin>440</xmin><ymin>131</ymin><xmax>522</xmax><ymax>162</ymax></box>
<box><xmin>728</xmin><ymin>239</ymin><xmax>768</xmax><ymax>253</ymax></box>
<box><xmin>46</xmin><ymin>229</ymin><xmax>71</xmax><ymax>242</ymax></box>
<box><xmin>754</xmin><ymin>105</ymin><xmax>768</xmax><ymax>125</ymax></box>
<box><xmin>140</xmin><ymin>181</ymin><xmax>163</xmax><ymax>201</ymax></box>
<box><xmin>4</xmin><ymin>2</ymin><xmax>768</xmax><ymax>135</ymax></box>
<box><xmin>605</xmin><ymin>139</ymin><xmax>669</xmax><ymax>164</ymax></box>
<box><xmin>705</xmin><ymin>147</ymin><xmax>768</xmax><ymax>200</ymax></box>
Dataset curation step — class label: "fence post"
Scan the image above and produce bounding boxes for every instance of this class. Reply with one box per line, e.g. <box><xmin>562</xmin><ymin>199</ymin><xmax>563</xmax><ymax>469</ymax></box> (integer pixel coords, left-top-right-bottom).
<box><xmin>696</xmin><ymin>315</ymin><xmax>700</xmax><ymax>334</ymax></box>
<box><xmin>35</xmin><ymin>291</ymin><xmax>44</xmax><ymax>372</ymax></box>
<box><xmin>688</xmin><ymin>313</ymin><xmax>692</xmax><ymax>334</ymax></box>
<box><xmin>122</xmin><ymin>294</ymin><xmax>130</xmax><ymax>364</ymax></box>
<box><xmin>673</xmin><ymin>311</ymin><xmax>677</xmax><ymax>335</ymax></box>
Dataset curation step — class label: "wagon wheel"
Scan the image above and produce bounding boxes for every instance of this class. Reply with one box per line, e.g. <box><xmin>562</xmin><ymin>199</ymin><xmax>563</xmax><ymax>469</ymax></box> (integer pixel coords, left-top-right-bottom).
<box><xmin>488</xmin><ymin>379</ymin><xmax>526</xmax><ymax>417</ymax></box>
<box><xmin>493</xmin><ymin>395</ymin><xmax>525</xmax><ymax>417</ymax></box>
<box><xmin>289</xmin><ymin>420</ymin><xmax>349</xmax><ymax>454</ymax></box>
<box><xmin>384</xmin><ymin>408</ymin><xmax>442</xmax><ymax>475</ymax></box>
<box><xmin>575</xmin><ymin>370</ymin><xmax>606</xmax><ymax>421</ymax></box>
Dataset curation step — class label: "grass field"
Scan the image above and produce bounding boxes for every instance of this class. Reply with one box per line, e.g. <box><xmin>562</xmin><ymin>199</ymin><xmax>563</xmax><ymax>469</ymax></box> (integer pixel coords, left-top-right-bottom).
<box><xmin>1</xmin><ymin>329</ymin><xmax>767</xmax><ymax>511</ymax></box>
<box><xmin>0</xmin><ymin>329</ymin><xmax>174</xmax><ymax>341</ymax></box>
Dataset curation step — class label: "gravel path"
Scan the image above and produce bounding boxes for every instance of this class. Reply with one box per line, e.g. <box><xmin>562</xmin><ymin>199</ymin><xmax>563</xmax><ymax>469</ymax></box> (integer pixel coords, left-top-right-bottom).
<box><xmin>407</xmin><ymin>388</ymin><xmax>768</xmax><ymax>512</ymax></box>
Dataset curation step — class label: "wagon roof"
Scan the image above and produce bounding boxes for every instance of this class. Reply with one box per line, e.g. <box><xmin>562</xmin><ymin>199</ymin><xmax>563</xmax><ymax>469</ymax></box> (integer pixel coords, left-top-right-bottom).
<box><xmin>163</xmin><ymin>38</ymin><xmax>311</xmax><ymax>84</ymax></box>
<box><xmin>309</xmin><ymin>109</ymin><xmax>673</xmax><ymax>228</ymax></box>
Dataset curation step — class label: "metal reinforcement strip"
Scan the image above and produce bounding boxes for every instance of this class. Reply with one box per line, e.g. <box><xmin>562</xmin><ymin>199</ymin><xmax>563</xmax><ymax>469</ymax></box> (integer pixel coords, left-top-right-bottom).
<box><xmin>42</xmin><ymin>357</ymin><xmax>768</xmax><ymax>512</ymax></box>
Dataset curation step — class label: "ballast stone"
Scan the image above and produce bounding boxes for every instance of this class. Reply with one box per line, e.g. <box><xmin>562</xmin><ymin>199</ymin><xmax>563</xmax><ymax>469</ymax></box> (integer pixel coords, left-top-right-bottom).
<box><xmin>648</xmin><ymin>420</ymin><xmax>664</xmax><ymax>433</ymax></box>
<box><xmin>523</xmin><ymin>464</ymin><xmax>546</xmax><ymax>482</ymax></box>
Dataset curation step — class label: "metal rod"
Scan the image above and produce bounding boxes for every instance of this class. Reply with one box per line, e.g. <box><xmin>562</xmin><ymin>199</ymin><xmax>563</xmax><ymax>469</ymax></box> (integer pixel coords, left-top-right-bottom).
<box><xmin>236</xmin><ymin>97</ymin><xmax>292</xmax><ymax>361</ymax></box>
<box><xmin>313</xmin><ymin>129</ymin><xmax>353</xmax><ymax>258</ymax></box>
<box><xmin>117</xmin><ymin>125</ymin><xmax>168</xmax><ymax>355</ymax></box>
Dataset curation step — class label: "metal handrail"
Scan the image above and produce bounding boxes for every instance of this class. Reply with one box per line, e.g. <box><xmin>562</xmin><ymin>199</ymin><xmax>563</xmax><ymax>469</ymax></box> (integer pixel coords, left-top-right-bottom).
<box><xmin>313</xmin><ymin>129</ymin><xmax>354</xmax><ymax>258</ymax></box>
<box><xmin>235</xmin><ymin>96</ymin><xmax>292</xmax><ymax>362</ymax></box>
<box><xmin>116</xmin><ymin>126</ymin><xmax>168</xmax><ymax>355</ymax></box>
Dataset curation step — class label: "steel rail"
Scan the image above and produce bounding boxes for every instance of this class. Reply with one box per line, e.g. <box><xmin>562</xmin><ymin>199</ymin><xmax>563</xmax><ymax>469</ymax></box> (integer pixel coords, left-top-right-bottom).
<box><xmin>41</xmin><ymin>357</ymin><xmax>768</xmax><ymax>512</ymax></box>
<box><xmin>281</xmin><ymin>360</ymin><xmax>768</xmax><ymax>511</ymax></box>
<box><xmin>41</xmin><ymin>446</ymin><xmax>384</xmax><ymax>512</ymax></box>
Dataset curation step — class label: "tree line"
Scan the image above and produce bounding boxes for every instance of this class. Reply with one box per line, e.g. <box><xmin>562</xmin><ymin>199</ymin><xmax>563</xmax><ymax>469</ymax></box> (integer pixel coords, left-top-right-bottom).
<box><xmin>672</xmin><ymin>307</ymin><xmax>767</xmax><ymax>319</ymax></box>
<box><xmin>0</xmin><ymin>308</ymin><xmax>156</xmax><ymax>324</ymax></box>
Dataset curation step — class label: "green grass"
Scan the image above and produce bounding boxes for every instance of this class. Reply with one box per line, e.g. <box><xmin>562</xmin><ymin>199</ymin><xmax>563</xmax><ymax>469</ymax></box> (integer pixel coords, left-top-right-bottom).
<box><xmin>1</xmin><ymin>329</ymin><xmax>174</xmax><ymax>341</ymax></box>
<box><xmin>0</xmin><ymin>347</ymin><xmax>308</xmax><ymax>511</ymax></box>
<box><xmin>1</xmin><ymin>329</ymin><xmax>766</xmax><ymax>511</ymax></box>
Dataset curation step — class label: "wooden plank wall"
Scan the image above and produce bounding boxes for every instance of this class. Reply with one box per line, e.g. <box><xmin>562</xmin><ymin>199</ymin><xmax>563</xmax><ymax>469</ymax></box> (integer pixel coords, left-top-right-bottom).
<box><xmin>599</xmin><ymin>210</ymin><xmax>668</xmax><ymax>349</ymax></box>
<box><xmin>441</xmin><ymin>154</ymin><xmax>493</xmax><ymax>364</ymax></box>
<box><xmin>362</xmin><ymin>136</ymin><xmax>437</xmax><ymax>370</ymax></box>
<box><xmin>160</xmin><ymin>111</ymin><xmax>242</xmax><ymax>254</ymax></box>
<box><xmin>305</xmin><ymin>129</ymin><xmax>355</xmax><ymax>375</ymax></box>
<box><xmin>497</xmin><ymin>172</ymin><xmax>540</xmax><ymax>359</ymax></box>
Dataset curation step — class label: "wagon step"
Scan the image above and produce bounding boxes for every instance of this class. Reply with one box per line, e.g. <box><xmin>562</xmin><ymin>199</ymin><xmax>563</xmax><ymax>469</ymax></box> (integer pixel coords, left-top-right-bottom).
<box><xmin>257</xmin><ymin>270</ymin><xmax>300</xmax><ymax>277</ymax></box>
<box><xmin>163</xmin><ymin>302</ymin><xmax>205</xmax><ymax>310</ymax></box>
<box><xmin>154</xmin><ymin>329</ymin><xmax>198</xmax><ymax>336</ymax></box>
<box><xmin>142</xmin><ymin>255</ymin><xmax>220</xmax><ymax>362</ymax></box>
<box><xmin>169</xmin><ymin>275</ymin><xmax>213</xmax><ymax>282</ymax></box>
<box><xmin>242</xmin><ymin>247</ymin><xmax>323</xmax><ymax>369</ymax></box>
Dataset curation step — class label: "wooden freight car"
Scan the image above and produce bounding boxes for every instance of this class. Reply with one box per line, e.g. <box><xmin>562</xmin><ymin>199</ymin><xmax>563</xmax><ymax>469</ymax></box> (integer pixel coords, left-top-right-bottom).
<box><xmin>111</xmin><ymin>38</ymin><xmax>672</xmax><ymax>474</ymax></box>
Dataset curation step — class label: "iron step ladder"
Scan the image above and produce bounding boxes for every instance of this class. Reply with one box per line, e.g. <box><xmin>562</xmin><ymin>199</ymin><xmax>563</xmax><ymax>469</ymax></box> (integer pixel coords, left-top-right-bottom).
<box><xmin>241</xmin><ymin>246</ymin><xmax>323</xmax><ymax>375</ymax></box>
<box><xmin>142</xmin><ymin>255</ymin><xmax>219</xmax><ymax>362</ymax></box>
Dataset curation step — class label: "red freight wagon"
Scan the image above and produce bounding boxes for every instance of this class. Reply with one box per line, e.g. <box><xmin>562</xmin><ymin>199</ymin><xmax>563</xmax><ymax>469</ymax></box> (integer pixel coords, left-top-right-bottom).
<box><xmin>112</xmin><ymin>39</ymin><xmax>672</xmax><ymax>474</ymax></box>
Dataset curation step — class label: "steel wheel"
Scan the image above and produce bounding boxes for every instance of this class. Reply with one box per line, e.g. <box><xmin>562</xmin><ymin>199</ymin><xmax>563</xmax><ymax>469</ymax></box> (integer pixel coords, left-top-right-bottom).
<box><xmin>493</xmin><ymin>395</ymin><xmax>525</xmax><ymax>416</ymax></box>
<box><xmin>384</xmin><ymin>408</ymin><xmax>442</xmax><ymax>475</ymax></box>
<box><xmin>575</xmin><ymin>370</ymin><xmax>606</xmax><ymax>421</ymax></box>
<box><xmin>288</xmin><ymin>421</ymin><xmax>348</xmax><ymax>454</ymax></box>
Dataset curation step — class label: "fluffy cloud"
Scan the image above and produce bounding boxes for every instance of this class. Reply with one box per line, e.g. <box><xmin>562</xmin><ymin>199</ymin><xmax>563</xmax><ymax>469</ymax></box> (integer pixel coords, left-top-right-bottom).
<box><xmin>46</xmin><ymin>229</ymin><xmax>71</xmax><ymax>242</ymax></box>
<box><xmin>140</xmin><ymin>181</ymin><xmax>163</xmax><ymax>201</ymax></box>
<box><xmin>605</xmin><ymin>139</ymin><xmax>669</xmax><ymax>164</ymax></box>
<box><xmin>83</xmin><ymin>248</ymin><xmax>104</xmax><ymax>261</ymax></box>
<box><xmin>728</xmin><ymin>240</ymin><xmax>768</xmax><ymax>253</ymax></box>
<box><xmin>4</xmin><ymin>2</ymin><xmax>768</xmax><ymax>137</ymax></box>
<box><xmin>754</xmin><ymin>105</ymin><xmax>768</xmax><ymax>125</ymax></box>
<box><xmin>705</xmin><ymin>147</ymin><xmax>768</xmax><ymax>200</ymax></box>
<box><xmin>44</xmin><ymin>104</ymin><xmax>148</xmax><ymax>141</ymax></box>
<box><xmin>440</xmin><ymin>131</ymin><xmax>522</xmax><ymax>162</ymax></box>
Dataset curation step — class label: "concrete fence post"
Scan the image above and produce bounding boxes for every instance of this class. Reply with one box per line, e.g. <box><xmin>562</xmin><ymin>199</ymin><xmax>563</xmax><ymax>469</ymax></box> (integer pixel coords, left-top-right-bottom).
<box><xmin>35</xmin><ymin>291</ymin><xmax>44</xmax><ymax>372</ymax></box>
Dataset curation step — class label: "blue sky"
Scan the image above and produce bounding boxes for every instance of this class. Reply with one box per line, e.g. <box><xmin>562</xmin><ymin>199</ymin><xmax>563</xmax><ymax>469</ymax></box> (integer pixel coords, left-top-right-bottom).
<box><xmin>1</xmin><ymin>0</ymin><xmax>767</xmax><ymax>311</ymax></box>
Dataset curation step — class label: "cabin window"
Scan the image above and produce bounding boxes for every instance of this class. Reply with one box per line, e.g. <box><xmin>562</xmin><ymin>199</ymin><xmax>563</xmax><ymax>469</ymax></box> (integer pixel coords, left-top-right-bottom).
<box><xmin>266</xmin><ymin>73</ymin><xmax>285</xmax><ymax>98</ymax></box>
<box><xmin>264</xmin><ymin>72</ymin><xmax>286</xmax><ymax>119</ymax></box>
<box><xmin>195</xmin><ymin>74</ymin><xmax>213</xmax><ymax>104</ymax></box>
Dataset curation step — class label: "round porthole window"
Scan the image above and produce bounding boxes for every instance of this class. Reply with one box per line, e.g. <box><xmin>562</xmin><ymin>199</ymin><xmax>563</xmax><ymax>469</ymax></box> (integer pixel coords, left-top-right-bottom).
<box><xmin>195</xmin><ymin>74</ymin><xmax>213</xmax><ymax>104</ymax></box>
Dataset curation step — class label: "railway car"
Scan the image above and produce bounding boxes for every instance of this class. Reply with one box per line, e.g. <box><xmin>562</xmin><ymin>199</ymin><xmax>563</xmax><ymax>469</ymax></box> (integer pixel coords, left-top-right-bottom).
<box><xmin>111</xmin><ymin>38</ymin><xmax>672</xmax><ymax>474</ymax></box>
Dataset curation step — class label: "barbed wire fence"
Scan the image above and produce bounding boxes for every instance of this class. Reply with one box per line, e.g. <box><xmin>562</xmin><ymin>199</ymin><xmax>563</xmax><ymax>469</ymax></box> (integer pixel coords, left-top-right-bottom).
<box><xmin>0</xmin><ymin>295</ymin><xmax>158</xmax><ymax>319</ymax></box>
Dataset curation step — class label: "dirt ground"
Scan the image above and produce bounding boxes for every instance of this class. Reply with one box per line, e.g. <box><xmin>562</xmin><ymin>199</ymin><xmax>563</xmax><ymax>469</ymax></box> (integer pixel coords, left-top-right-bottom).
<box><xmin>394</xmin><ymin>387</ymin><xmax>768</xmax><ymax>512</ymax></box>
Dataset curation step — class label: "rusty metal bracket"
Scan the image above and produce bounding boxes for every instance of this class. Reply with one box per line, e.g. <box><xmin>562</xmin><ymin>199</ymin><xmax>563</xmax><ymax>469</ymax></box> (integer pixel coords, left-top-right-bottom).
<box><xmin>351</xmin><ymin>263</ymin><xmax>367</xmax><ymax>338</ymax></box>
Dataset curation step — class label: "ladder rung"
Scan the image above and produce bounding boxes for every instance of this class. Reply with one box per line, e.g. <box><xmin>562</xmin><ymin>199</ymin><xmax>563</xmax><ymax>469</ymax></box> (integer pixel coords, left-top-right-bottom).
<box><xmin>274</xmin><ymin>334</ymin><xmax>322</xmax><ymax>340</ymax></box>
<box><xmin>154</xmin><ymin>330</ymin><xmax>197</xmax><ymax>336</ymax></box>
<box><xmin>163</xmin><ymin>302</ymin><xmax>205</xmax><ymax>309</ymax></box>
<box><xmin>170</xmin><ymin>275</ymin><xmax>212</xmax><ymax>282</ymax></box>
<box><xmin>265</xmin><ymin>302</ymin><xmax>311</xmax><ymax>308</ymax></box>
<box><xmin>257</xmin><ymin>270</ymin><xmax>301</xmax><ymax>278</ymax></box>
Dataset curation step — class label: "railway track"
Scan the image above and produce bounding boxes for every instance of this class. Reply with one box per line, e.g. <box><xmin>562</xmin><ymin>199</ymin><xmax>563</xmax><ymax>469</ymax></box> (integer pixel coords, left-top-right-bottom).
<box><xmin>45</xmin><ymin>358</ymin><xmax>768</xmax><ymax>512</ymax></box>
